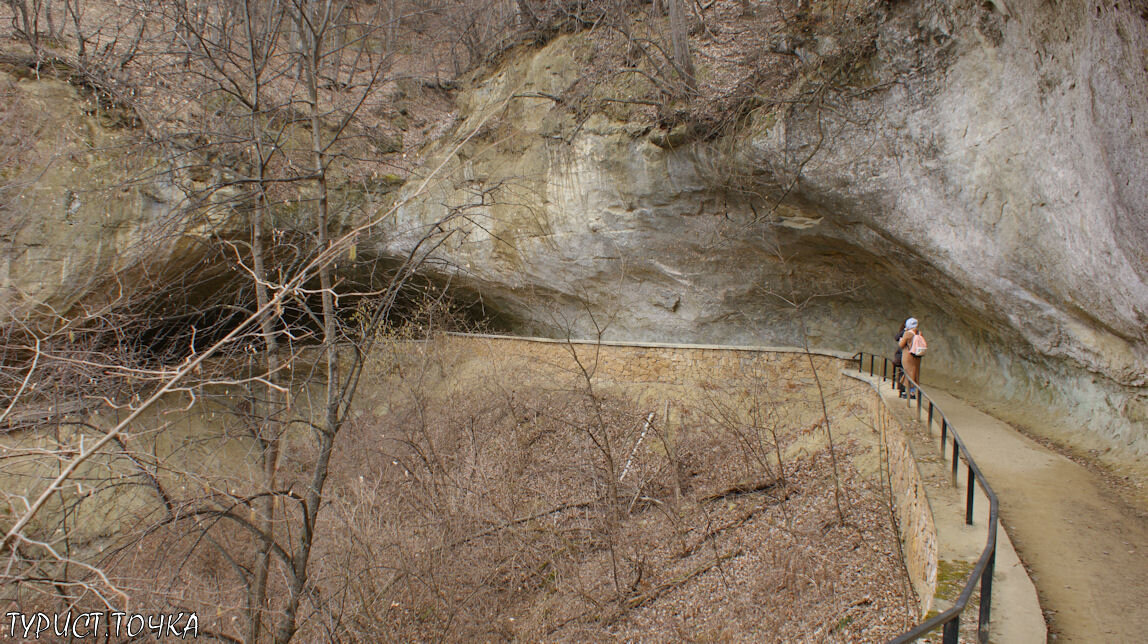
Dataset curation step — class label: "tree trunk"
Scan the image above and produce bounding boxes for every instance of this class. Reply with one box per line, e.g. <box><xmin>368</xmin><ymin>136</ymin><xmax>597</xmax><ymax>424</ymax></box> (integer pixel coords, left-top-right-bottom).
<box><xmin>667</xmin><ymin>0</ymin><xmax>696</xmax><ymax>94</ymax></box>
<box><xmin>275</xmin><ymin>5</ymin><xmax>342</xmax><ymax>640</ymax></box>
<box><xmin>240</xmin><ymin>3</ymin><xmax>286</xmax><ymax>642</ymax></box>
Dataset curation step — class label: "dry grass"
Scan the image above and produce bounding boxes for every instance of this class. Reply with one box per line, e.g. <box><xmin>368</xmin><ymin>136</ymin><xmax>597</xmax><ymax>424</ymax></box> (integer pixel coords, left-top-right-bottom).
<box><xmin>288</xmin><ymin>335</ymin><xmax>917</xmax><ymax>642</ymax></box>
<box><xmin>0</xmin><ymin>333</ymin><xmax>917</xmax><ymax>642</ymax></box>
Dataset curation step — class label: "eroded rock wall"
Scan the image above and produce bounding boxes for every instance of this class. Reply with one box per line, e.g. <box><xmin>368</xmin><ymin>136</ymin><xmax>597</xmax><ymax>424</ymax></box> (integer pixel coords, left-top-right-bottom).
<box><xmin>1</xmin><ymin>1</ymin><xmax>1143</xmax><ymax>459</ymax></box>
<box><xmin>380</xmin><ymin>0</ymin><xmax>1148</xmax><ymax>456</ymax></box>
<box><xmin>0</xmin><ymin>70</ymin><xmax>240</xmax><ymax>326</ymax></box>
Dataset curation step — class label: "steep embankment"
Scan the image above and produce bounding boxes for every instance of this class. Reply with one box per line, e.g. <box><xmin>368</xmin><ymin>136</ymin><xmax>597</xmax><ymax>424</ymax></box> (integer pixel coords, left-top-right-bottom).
<box><xmin>379</xmin><ymin>1</ymin><xmax>1148</xmax><ymax>467</ymax></box>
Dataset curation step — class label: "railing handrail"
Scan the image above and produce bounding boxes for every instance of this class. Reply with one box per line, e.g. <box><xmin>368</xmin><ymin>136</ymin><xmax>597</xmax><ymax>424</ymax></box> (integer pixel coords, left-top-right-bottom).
<box><xmin>851</xmin><ymin>352</ymin><xmax>1000</xmax><ymax>644</ymax></box>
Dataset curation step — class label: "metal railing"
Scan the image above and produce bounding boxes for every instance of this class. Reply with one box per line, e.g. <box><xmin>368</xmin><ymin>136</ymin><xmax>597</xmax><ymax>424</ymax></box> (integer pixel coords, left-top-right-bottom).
<box><xmin>852</xmin><ymin>352</ymin><xmax>999</xmax><ymax>644</ymax></box>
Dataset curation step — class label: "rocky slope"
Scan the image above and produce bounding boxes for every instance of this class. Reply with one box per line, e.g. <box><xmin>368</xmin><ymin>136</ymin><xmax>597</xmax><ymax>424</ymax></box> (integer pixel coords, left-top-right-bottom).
<box><xmin>378</xmin><ymin>0</ymin><xmax>1148</xmax><ymax>457</ymax></box>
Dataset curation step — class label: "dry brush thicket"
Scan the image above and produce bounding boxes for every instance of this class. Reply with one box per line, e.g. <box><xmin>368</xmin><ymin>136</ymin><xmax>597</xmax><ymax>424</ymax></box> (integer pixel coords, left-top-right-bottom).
<box><xmin>0</xmin><ymin>328</ymin><xmax>920</xmax><ymax>641</ymax></box>
<box><xmin>229</xmin><ymin>335</ymin><xmax>915</xmax><ymax>641</ymax></box>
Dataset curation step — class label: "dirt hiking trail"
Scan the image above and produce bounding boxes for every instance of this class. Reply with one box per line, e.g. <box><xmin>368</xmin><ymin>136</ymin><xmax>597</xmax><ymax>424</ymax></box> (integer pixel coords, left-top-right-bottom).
<box><xmin>924</xmin><ymin>386</ymin><xmax>1148</xmax><ymax>642</ymax></box>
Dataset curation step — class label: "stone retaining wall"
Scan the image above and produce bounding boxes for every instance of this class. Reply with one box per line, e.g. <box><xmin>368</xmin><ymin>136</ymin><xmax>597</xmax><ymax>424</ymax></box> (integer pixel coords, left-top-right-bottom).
<box><xmin>871</xmin><ymin>384</ymin><xmax>939</xmax><ymax>615</ymax></box>
<box><xmin>443</xmin><ymin>333</ymin><xmax>851</xmax><ymax>387</ymax></box>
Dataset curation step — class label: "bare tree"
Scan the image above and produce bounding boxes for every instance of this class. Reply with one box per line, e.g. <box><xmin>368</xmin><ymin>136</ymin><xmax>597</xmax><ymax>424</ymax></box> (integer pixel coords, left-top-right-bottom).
<box><xmin>4</xmin><ymin>0</ymin><xmax>44</xmax><ymax>57</ymax></box>
<box><xmin>666</xmin><ymin>0</ymin><xmax>696</xmax><ymax>93</ymax></box>
<box><xmin>0</xmin><ymin>2</ymin><xmax>476</xmax><ymax>640</ymax></box>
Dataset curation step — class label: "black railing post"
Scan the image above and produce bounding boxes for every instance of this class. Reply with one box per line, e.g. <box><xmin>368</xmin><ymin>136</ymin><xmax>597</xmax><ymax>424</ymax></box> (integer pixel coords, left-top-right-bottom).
<box><xmin>978</xmin><ymin>549</ymin><xmax>996</xmax><ymax>643</ymax></box>
<box><xmin>942</xmin><ymin>617</ymin><xmax>960</xmax><ymax>644</ymax></box>
<box><xmin>928</xmin><ymin>401</ymin><xmax>934</xmax><ymax>431</ymax></box>
<box><xmin>941</xmin><ymin>420</ymin><xmax>948</xmax><ymax>456</ymax></box>
<box><xmin>869</xmin><ymin>354</ymin><xmax>875</xmax><ymax>376</ymax></box>
<box><xmin>883</xmin><ymin>359</ymin><xmax>888</xmax><ymax>382</ymax></box>
<box><xmin>916</xmin><ymin>389</ymin><xmax>923</xmax><ymax>420</ymax></box>
<box><xmin>952</xmin><ymin>440</ymin><xmax>960</xmax><ymax>487</ymax></box>
<box><xmin>966</xmin><ymin>463</ymin><xmax>975</xmax><ymax>524</ymax></box>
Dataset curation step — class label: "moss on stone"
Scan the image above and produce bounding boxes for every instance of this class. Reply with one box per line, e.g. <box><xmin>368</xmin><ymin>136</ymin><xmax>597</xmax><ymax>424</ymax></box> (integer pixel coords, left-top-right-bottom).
<box><xmin>934</xmin><ymin>559</ymin><xmax>975</xmax><ymax>602</ymax></box>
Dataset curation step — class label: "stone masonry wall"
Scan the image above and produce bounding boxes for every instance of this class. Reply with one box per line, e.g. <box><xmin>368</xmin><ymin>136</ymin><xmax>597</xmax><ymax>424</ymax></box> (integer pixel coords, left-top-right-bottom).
<box><xmin>873</xmin><ymin>385</ymin><xmax>939</xmax><ymax>615</ymax></box>
<box><xmin>442</xmin><ymin>333</ymin><xmax>854</xmax><ymax>387</ymax></box>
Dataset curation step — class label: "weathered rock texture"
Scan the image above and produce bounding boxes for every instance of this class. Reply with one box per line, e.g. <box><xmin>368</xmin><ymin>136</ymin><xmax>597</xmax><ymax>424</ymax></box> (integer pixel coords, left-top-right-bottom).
<box><xmin>380</xmin><ymin>0</ymin><xmax>1148</xmax><ymax>457</ymax></box>
<box><xmin>2</xmin><ymin>1</ymin><xmax>1144</xmax><ymax>460</ymax></box>
<box><xmin>0</xmin><ymin>71</ymin><xmax>239</xmax><ymax>325</ymax></box>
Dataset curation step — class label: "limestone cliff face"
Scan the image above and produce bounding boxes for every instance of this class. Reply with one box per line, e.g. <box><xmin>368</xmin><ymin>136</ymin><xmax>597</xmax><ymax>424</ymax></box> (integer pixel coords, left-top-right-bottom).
<box><xmin>380</xmin><ymin>1</ymin><xmax>1148</xmax><ymax>455</ymax></box>
<box><xmin>1</xmin><ymin>1</ymin><xmax>1143</xmax><ymax>458</ymax></box>
<box><xmin>0</xmin><ymin>72</ymin><xmax>239</xmax><ymax>325</ymax></box>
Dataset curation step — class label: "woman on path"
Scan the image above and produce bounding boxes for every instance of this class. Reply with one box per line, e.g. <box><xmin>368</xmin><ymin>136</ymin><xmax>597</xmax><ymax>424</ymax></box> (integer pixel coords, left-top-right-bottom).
<box><xmin>899</xmin><ymin>317</ymin><xmax>924</xmax><ymax>399</ymax></box>
<box><xmin>893</xmin><ymin>319</ymin><xmax>907</xmax><ymax>395</ymax></box>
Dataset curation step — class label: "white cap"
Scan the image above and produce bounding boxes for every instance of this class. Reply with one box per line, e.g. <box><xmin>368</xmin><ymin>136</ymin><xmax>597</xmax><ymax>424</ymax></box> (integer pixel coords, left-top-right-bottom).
<box><xmin>905</xmin><ymin>317</ymin><xmax>918</xmax><ymax>330</ymax></box>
